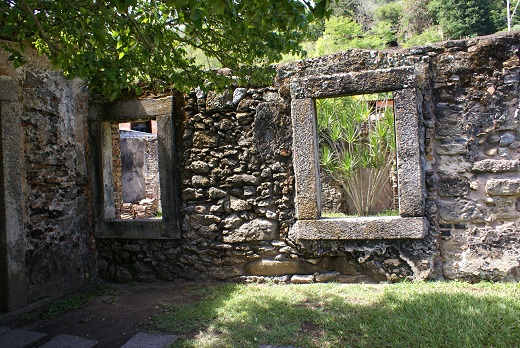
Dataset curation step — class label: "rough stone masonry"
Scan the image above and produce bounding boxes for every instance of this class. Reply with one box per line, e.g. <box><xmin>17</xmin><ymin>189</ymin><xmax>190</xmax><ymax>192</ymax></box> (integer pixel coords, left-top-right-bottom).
<box><xmin>2</xmin><ymin>32</ymin><xmax>520</xmax><ymax>311</ymax></box>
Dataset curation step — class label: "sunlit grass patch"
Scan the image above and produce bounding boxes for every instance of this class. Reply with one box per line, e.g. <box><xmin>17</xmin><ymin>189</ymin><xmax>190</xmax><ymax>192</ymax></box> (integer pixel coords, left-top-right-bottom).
<box><xmin>155</xmin><ymin>281</ymin><xmax>520</xmax><ymax>348</ymax></box>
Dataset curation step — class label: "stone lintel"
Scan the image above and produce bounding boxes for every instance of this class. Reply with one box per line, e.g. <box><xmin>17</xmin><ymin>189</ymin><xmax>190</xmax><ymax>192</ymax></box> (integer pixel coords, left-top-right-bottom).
<box><xmin>290</xmin><ymin>67</ymin><xmax>415</xmax><ymax>99</ymax></box>
<box><xmin>289</xmin><ymin>216</ymin><xmax>427</xmax><ymax>240</ymax></box>
<box><xmin>100</xmin><ymin>96</ymin><xmax>173</xmax><ymax>121</ymax></box>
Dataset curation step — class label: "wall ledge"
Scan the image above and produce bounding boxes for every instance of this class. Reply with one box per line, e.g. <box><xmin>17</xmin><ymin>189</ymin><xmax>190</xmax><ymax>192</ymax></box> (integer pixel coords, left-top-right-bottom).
<box><xmin>289</xmin><ymin>216</ymin><xmax>428</xmax><ymax>240</ymax></box>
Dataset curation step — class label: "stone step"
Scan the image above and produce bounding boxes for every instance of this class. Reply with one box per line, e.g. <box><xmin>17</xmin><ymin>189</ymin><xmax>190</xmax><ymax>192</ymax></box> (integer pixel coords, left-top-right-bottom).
<box><xmin>39</xmin><ymin>334</ymin><xmax>98</xmax><ymax>348</ymax></box>
<box><xmin>0</xmin><ymin>326</ymin><xmax>10</xmax><ymax>335</ymax></box>
<box><xmin>120</xmin><ymin>332</ymin><xmax>179</xmax><ymax>348</ymax></box>
<box><xmin>0</xmin><ymin>328</ymin><xmax>47</xmax><ymax>348</ymax></box>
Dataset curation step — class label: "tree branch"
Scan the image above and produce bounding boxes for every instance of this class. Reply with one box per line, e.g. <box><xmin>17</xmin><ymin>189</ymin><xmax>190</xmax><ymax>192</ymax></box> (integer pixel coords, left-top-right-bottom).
<box><xmin>18</xmin><ymin>0</ymin><xmax>59</xmax><ymax>56</ymax></box>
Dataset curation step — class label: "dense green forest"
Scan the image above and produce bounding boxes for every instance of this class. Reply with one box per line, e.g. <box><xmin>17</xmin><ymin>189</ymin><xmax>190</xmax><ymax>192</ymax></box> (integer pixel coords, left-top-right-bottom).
<box><xmin>285</xmin><ymin>0</ymin><xmax>518</xmax><ymax>60</ymax></box>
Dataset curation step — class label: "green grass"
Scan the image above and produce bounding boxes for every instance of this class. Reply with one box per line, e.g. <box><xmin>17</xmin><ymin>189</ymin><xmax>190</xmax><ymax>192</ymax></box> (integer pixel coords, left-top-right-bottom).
<box><xmin>155</xmin><ymin>281</ymin><xmax>520</xmax><ymax>348</ymax></box>
<box><xmin>20</xmin><ymin>285</ymin><xmax>112</xmax><ymax>322</ymax></box>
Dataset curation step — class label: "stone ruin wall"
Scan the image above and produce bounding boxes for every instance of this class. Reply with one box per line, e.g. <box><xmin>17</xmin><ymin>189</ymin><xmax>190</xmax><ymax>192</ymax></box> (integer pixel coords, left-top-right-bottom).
<box><xmin>3</xmin><ymin>33</ymin><xmax>520</xmax><ymax>311</ymax></box>
<box><xmin>0</xmin><ymin>49</ymin><xmax>96</xmax><ymax>309</ymax></box>
<box><xmin>97</xmin><ymin>32</ymin><xmax>520</xmax><ymax>283</ymax></box>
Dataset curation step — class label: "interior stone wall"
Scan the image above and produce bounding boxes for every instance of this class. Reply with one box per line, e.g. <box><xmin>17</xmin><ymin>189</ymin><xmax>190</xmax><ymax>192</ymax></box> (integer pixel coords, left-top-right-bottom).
<box><xmin>0</xmin><ymin>49</ymin><xmax>96</xmax><ymax>310</ymax></box>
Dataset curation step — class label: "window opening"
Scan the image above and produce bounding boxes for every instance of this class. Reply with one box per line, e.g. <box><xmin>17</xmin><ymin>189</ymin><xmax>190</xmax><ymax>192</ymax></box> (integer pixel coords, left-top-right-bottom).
<box><xmin>317</xmin><ymin>93</ymin><xmax>397</xmax><ymax>218</ymax></box>
<box><xmin>111</xmin><ymin>121</ymin><xmax>162</xmax><ymax>220</ymax></box>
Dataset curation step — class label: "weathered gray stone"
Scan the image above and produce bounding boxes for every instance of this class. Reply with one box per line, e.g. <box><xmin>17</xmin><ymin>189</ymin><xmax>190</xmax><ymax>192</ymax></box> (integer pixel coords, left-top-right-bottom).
<box><xmin>291</xmin><ymin>274</ymin><xmax>314</xmax><ymax>284</ymax></box>
<box><xmin>472</xmin><ymin>159</ymin><xmax>520</xmax><ymax>173</ymax></box>
<box><xmin>192</xmin><ymin>131</ymin><xmax>219</xmax><ymax>147</ymax></box>
<box><xmin>254</xmin><ymin>102</ymin><xmax>291</xmax><ymax>158</ymax></box>
<box><xmin>438</xmin><ymin>156</ymin><xmax>472</xmax><ymax>175</ymax></box>
<box><xmin>438</xmin><ymin>176</ymin><xmax>469</xmax><ymax>197</ymax></box>
<box><xmin>190</xmin><ymin>160</ymin><xmax>210</xmax><ymax>174</ymax></box>
<box><xmin>487</xmin><ymin>197</ymin><xmax>520</xmax><ymax>219</ymax></box>
<box><xmin>191</xmin><ymin>214</ymin><xmax>222</xmax><ymax>226</ymax></box>
<box><xmin>0</xmin><ymin>76</ymin><xmax>19</xmax><ymax>101</ymax></box>
<box><xmin>290</xmin><ymin>67</ymin><xmax>415</xmax><ymax>99</ymax></box>
<box><xmin>40</xmin><ymin>334</ymin><xmax>98</xmax><ymax>348</ymax></box>
<box><xmin>291</xmin><ymin>98</ymin><xmax>321</xmax><ymax>219</ymax></box>
<box><xmin>230</xmin><ymin>196</ymin><xmax>252</xmax><ymax>211</ymax></box>
<box><xmin>438</xmin><ymin>199</ymin><xmax>485</xmax><ymax>222</ymax></box>
<box><xmin>394</xmin><ymin>89</ymin><xmax>425</xmax><ymax>216</ymax></box>
<box><xmin>120</xmin><ymin>136</ymin><xmax>146</xmax><ymax>203</ymax></box>
<box><xmin>500</xmin><ymin>133</ymin><xmax>516</xmax><ymax>146</ymax></box>
<box><xmin>121</xmin><ymin>332</ymin><xmax>179</xmax><ymax>348</ymax></box>
<box><xmin>290</xmin><ymin>217</ymin><xmax>427</xmax><ymax>240</ymax></box>
<box><xmin>208</xmin><ymin>187</ymin><xmax>227</xmax><ymax>198</ymax></box>
<box><xmin>103</xmin><ymin>97</ymin><xmax>173</xmax><ymax>121</ymax></box>
<box><xmin>223</xmin><ymin>219</ymin><xmax>278</xmax><ymax>243</ymax></box>
<box><xmin>245</xmin><ymin>259</ymin><xmax>315</xmax><ymax>276</ymax></box>
<box><xmin>0</xmin><ymin>329</ymin><xmax>46</xmax><ymax>348</ymax></box>
<box><xmin>315</xmin><ymin>271</ymin><xmax>340</xmax><ymax>282</ymax></box>
<box><xmin>227</xmin><ymin>174</ymin><xmax>259</xmax><ymax>185</ymax></box>
<box><xmin>182</xmin><ymin>188</ymin><xmax>203</xmax><ymax>200</ymax></box>
<box><xmin>222</xmin><ymin>213</ymin><xmax>243</xmax><ymax>229</ymax></box>
<box><xmin>206</xmin><ymin>90</ymin><xmax>233</xmax><ymax>112</ymax></box>
<box><xmin>436</xmin><ymin>139</ymin><xmax>467</xmax><ymax>155</ymax></box>
<box><xmin>192</xmin><ymin>175</ymin><xmax>210</xmax><ymax>187</ymax></box>
<box><xmin>232</xmin><ymin>87</ymin><xmax>248</xmax><ymax>105</ymax></box>
<box><xmin>486</xmin><ymin>179</ymin><xmax>520</xmax><ymax>196</ymax></box>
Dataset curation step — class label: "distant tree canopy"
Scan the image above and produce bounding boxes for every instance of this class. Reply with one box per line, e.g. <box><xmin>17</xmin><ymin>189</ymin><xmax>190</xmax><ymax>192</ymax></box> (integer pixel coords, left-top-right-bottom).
<box><xmin>303</xmin><ymin>0</ymin><xmax>512</xmax><ymax>57</ymax></box>
<box><xmin>0</xmin><ymin>0</ymin><xmax>330</xmax><ymax>99</ymax></box>
<box><xmin>429</xmin><ymin>0</ymin><xmax>505</xmax><ymax>39</ymax></box>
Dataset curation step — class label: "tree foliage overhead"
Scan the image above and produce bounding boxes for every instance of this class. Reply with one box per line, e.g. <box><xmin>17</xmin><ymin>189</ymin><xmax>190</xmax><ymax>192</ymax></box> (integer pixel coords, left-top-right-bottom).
<box><xmin>0</xmin><ymin>0</ymin><xmax>330</xmax><ymax>99</ymax></box>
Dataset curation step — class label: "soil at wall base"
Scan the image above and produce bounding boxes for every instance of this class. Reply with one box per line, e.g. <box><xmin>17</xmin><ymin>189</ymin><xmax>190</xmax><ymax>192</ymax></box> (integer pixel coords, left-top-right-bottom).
<box><xmin>0</xmin><ymin>281</ymin><xmax>207</xmax><ymax>348</ymax></box>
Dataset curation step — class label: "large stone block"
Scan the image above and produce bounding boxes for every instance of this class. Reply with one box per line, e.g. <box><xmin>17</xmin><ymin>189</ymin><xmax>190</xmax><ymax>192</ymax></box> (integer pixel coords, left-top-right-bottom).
<box><xmin>289</xmin><ymin>217</ymin><xmax>427</xmax><ymax>240</ymax></box>
<box><xmin>245</xmin><ymin>259</ymin><xmax>315</xmax><ymax>276</ymax></box>
<box><xmin>223</xmin><ymin>218</ymin><xmax>278</xmax><ymax>243</ymax></box>
<box><xmin>472</xmin><ymin>159</ymin><xmax>520</xmax><ymax>173</ymax></box>
<box><xmin>438</xmin><ymin>199</ymin><xmax>485</xmax><ymax>222</ymax></box>
<box><xmin>486</xmin><ymin>179</ymin><xmax>520</xmax><ymax>196</ymax></box>
<box><xmin>438</xmin><ymin>175</ymin><xmax>469</xmax><ymax>197</ymax></box>
<box><xmin>254</xmin><ymin>102</ymin><xmax>291</xmax><ymax>159</ymax></box>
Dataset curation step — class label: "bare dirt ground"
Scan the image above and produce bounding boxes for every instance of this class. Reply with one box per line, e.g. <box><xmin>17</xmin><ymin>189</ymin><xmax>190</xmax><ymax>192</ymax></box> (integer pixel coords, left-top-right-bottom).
<box><xmin>1</xmin><ymin>281</ymin><xmax>206</xmax><ymax>348</ymax></box>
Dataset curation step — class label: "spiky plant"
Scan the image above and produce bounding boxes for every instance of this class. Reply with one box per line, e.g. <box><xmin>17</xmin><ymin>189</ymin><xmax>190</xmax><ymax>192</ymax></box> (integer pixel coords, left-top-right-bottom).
<box><xmin>317</xmin><ymin>94</ymin><xmax>396</xmax><ymax>216</ymax></box>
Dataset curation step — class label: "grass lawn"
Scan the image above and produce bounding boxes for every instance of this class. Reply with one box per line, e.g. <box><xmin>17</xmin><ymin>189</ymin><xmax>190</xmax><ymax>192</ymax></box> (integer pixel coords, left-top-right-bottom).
<box><xmin>155</xmin><ymin>281</ymin><xmax>520</xmax><ymax>348</ymax></box>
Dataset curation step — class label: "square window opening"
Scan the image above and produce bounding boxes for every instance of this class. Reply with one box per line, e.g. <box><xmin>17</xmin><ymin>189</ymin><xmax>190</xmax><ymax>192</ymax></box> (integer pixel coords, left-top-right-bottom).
<box><xmin>289</xmin><ymin>69</ymin><xmax>427</xmax><ymax>240</ymax></box>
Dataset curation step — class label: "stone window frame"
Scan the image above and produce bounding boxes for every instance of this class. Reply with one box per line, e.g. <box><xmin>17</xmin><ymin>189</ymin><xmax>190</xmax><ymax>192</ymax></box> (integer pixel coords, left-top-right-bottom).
<box><xmin>89</xmin><ymin>97</ymin><xmax>180</xmax><ymax>239</ymax></box>
<box><xmin>288</xmin><ymin>67</ymin><xmax>427</xmax><ymax>240</ymax></box>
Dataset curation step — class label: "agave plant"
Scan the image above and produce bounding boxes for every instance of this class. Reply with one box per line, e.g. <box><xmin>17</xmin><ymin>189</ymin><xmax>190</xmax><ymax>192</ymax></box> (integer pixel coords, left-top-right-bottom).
<box><xmin>317</xmin><ymin>94</ymin><xmax>396</xmax><ymax>217</ymax></box>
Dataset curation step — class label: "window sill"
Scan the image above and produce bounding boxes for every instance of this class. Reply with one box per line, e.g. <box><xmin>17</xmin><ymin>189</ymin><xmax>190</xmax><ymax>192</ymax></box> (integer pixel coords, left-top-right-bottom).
<box><xmin>289</xmin><ymin>216</ymin><xmax>427</xmax><ymax>240</ymax></box>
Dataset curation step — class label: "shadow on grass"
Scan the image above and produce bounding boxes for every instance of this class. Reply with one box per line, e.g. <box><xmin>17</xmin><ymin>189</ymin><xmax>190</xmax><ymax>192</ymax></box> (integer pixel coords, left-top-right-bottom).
<box><xmin>155</xmin><ymin>282</ymin><xmax>520</xmax><ymax>348</ymax></box>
